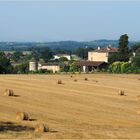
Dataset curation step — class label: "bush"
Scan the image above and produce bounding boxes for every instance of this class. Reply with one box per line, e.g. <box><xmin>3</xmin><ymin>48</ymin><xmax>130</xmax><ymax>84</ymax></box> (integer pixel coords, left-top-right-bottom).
<box><xmin>69</xmin><ymin>61</ymin><xmax>79</xmax><ymax>72</ymax></box>
<box><xmin>109</xmin><ymin>61</ymin><xmax>140</xmax><ymax>73</ymax></box>
<box><xmin>121</xmin><ymin>62</ymin><xmax>131</xmax><ymax>73</ymax></box>
<box><xmin>60</xmin><ymin>65</ymin><xmax>69</xmax><ymax>72</ymax></box>
<box><xmin>132</xmin><ymin>54</ymin><xmax>140</xmax><ymax>69</ymax></box>
<box><xmin>13</xmin><ymin>62</ymin><xmax>29</xmax><ymax>74</ymax></box>
<box><xmin>109</xmin><ymin>62</ymin><xmax>122</xmax><ymax>73</ymax></box>
<box><xmin>37</xmin><ymin>69</ymin><xmax>53</xmax><ymax>74</ymax></box>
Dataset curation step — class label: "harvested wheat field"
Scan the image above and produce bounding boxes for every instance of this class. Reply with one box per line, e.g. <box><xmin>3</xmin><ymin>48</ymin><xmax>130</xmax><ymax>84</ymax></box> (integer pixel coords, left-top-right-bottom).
<box><xmin>0</xmin><ymin>74</ymin><xmax>140</xmax><ymax>139</ymax></box>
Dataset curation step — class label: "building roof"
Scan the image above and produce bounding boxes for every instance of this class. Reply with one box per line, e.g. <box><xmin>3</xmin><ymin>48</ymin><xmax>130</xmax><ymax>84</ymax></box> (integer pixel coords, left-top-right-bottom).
<box><xmin>76</xmin><ymin>61</ymin><xmax>107</xmax><ymax>67</ymax></box>
<box><xmin>39</xmin><ymin>62</ymin><xmax>60</xmax><ymax>66</ymax></box>
<box><xmin>92</xmin><ymin>46</ymin><xmax>118</xmax><ymax>53</ymax></box>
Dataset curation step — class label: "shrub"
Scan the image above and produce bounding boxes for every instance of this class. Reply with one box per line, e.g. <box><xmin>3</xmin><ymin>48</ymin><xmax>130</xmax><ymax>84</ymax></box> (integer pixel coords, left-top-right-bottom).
<box><xmin>109</xmin><ymin>61</ymin><xmax>140</xmax><ymax>73</ymax></box>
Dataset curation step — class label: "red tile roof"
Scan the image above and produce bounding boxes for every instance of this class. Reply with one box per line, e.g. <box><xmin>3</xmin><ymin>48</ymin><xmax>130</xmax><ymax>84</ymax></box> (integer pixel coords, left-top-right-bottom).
<box><xmin>93</xmin><ymin>46</ymin><xmax>118</xmax><ymax>53</ymax></box>
<box><xmin>76</xmin><ymin>61</ymin><xmax>106</xmax><ymax>67</ymax></box>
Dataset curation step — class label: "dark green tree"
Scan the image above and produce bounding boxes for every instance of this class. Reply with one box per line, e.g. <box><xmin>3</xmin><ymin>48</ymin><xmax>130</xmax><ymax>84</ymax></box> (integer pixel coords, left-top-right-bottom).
<box><xmin>118</xmin><ymin>34</ymin><xmax>129</xmax><ymax>62</ymax></box>
<box><xmin>59</xmin><ymin>57</ymin><xmax>68</xmax><ymax>62</ymax></box>
<box><xmin>108</xmin><ymin>54</ymin><xmax>119</xmax><ymax>64</ymax></box>
<box><xmin>0</xmin><ymin>52</ymin><xmax>13</xmax><ymax>74</ymax></box>
<box><xmin>69</xmin><ymin>61</ymin><xmax>79</xmax><ymax>72</ymax></box>
<box><xmin>75</xmin><ymin>47</ymin><xmax>94</xmax><ymax>60</ymax></box>
<box><xmin>39</xmin><ymin>47</ymin><xmax>53</xmax><ymax>61</ymax></box>
<box><xmin>13</xmin><ymin>62</ymin><xmax>29</xmax><ymax>74</ymax></box>
<box><xmin>131</xmin><ymin>43</ymin><xmax>140</xmax><ymax>54</ymax></box>
<box><xmin>31</xmin><ymin>50</ymin><xmax>40</xmax><ymax>61</ymax></box>
<box><xmin>132</xmin><ymin>54</ymin><xmax>140</xmax><ymax>69</ymax></box>
<box><xmin>76</xmin><ymin>48</ymin><xmax>85</xmax><ymax>59</ymax></box>
<box><xmin>12</xmin><ymin>51</ymin><xmax>23</xmax><ymax>62</ymax></box>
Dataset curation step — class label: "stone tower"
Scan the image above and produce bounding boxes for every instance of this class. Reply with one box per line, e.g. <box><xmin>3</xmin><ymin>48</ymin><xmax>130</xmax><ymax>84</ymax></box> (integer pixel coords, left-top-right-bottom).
<box><xmin>29</xmin><ymin>58</ymin><xmax>38</xmax><ymax>71</ymax></box>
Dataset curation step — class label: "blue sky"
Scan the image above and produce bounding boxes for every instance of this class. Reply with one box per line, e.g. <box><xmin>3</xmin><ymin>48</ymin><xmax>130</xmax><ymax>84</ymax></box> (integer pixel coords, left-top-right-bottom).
<box><xmin>0</xmin><ymin>1</ymin><xmax>140</xmax><ymax>42</ymax></box>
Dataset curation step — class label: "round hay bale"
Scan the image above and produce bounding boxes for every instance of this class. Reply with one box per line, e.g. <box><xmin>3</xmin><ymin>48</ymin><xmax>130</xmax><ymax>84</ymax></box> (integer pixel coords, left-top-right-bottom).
<box><xmin>4</xmin><ymin>89</ymin><xmax>14</xmax><ymax>96</ymax></box>
<box><xmin>74</xmin><ymin>79</ymin><xmax>77</xmax><ymax>82</ymax></box>
<box><xmin>118</xmin><ymin>90</ymin><xmax>125</xmax><ymax>96</ymax></box>
<box><xmin>16</xmin><ymin>112</ymin><xmax>29</xmax><ymax>121</ymax></box>
<box><xmin>70</xmin><ymin>75</ymin><xmax>73</xmax><ymax>78</ymax></box>
<box><xmin>84</xmin><ymin>77</ymin><xmax>88</xmax><ymax>81</ymax></box>
<box><xmin>94</xmin><ymin>80</ymin><xmax>98</xmax><ymax>83</ymax></box>
<box><xmin>35</xmin><ymin>124</ymin><xmax>49</xmax><ymax>133</ymax></box>
<box><xmin>57</xmin><ymin>79</ymin><xmax>62</xmax><ymax>84</ymax></box>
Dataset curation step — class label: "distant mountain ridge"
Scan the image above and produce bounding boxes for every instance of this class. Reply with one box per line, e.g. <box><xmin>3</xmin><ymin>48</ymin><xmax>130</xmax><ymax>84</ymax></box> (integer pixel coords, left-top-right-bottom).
<box><xmin>0</xmin><ymin>40</ymin><xmax>136</xmax><ymax>51</ymax></box>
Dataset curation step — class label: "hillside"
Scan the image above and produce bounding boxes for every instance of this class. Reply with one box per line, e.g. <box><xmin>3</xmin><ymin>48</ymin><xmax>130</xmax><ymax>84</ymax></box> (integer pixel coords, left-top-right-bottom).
<box><xmin>0</xmin><ymin>40</ymin><xmax>135</xmax><ymax>51</ymax></box>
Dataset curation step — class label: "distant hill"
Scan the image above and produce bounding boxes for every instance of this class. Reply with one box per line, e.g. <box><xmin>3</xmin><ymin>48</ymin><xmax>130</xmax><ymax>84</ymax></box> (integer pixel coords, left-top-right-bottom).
<box><xmin>0</xmin><ymin>40</ymin><xmax>136</xmax><ymax>51</ymax></box>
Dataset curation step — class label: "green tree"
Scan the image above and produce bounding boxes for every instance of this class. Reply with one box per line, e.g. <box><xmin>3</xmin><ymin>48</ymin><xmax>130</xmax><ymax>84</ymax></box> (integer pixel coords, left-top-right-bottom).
<box><xmin>14</xmin><ymin>62</ymin><xmax>29</xmax><ymax>74</ymax></box>
<box><xmin>109</xmin><ymin>62</ymin><xmax>122</xmax><ymax>73</ymax></box>
<box><xmin>39</xmin><ymin>47</ymin><xmax>53</xmax><ymax>61</ymax></box>
<box><xmin>12</xmin><ymin>51</ymin><xmax>23</xmax><ymax>62</ymax></box>
<box><xmin>0</xmin><ymin>52</ymin><xmax>13</xmax><ymax>74</ymax></box>
<box><xmin>76</xmin><ymin>48</ymin><xmax>85</xmax><ymax>59</ymax></box>
<box><xmin>59</xmin><ymin>57</ymin><xmax>68</xmax><ymax>62</ymax></box>
<box><xmin>131</xmin><ymin>43</ymin><xmax>140</xmax><ymax>54</ymax></box>
<box><xmin>132</xmin><ymin>54</ymin><xmax>140</xmax><ymax>69</ymax></box>
<box><xmin>60</xmin><ymin>65</ymin><xmax>69</xmax><ymax>72</ymax></box>
<box><xmin>75</xmin><ymin>47</ymin><xmax>94</xmax><ymax>60</ymax></box>
<box><xmin>69</xmin><ymin>61</ymin><xmax>79</xmax><ymax>72</ymax></box>
<box><xmin>108</xmin><ymin>54</ymin><xmax>119</xmax><ymax>64</ymax></box>
<box><xmin>118</xmin><ymin>34</ymin><xmax>129</xmax><ymax>62</ymax></box>
<box><xmin>109</xmin><ymin>61</ymin><xmax>139</xmax><ymax>73</ymax></box>
<box><xmin>121</xmin><ymin>62</ymin><xmax>131</xmax><ymax>73</ymax></box>
<box><xmin>31</xmin><ymin>50</ymin><xmax>40</xmax><ymax>61</ymax></box>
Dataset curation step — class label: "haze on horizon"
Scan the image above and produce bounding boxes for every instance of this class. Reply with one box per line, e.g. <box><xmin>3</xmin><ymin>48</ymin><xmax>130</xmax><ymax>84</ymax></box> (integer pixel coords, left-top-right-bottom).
<box><xmin>0</xmin><ymin>1</ymin><xmax>140</xmax><ymax>42</ymax></box>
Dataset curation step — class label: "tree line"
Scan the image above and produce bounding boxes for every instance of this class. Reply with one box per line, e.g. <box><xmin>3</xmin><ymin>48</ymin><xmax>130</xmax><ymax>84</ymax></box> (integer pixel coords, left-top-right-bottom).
<box><xmin>108</xmin><ymin>34</ymin><xmax>140</xmax><ymax>73</ymax></box>
<box><xmin>0</xmin><ymin>34</ymin><xmax>140</xmax><ymax>74</ymax></box>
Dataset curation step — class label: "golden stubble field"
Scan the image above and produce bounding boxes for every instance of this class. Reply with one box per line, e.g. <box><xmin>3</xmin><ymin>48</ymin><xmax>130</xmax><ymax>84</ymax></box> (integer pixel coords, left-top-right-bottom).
<box><xmin>0</xmin><ymin>74</ymin><xmax>140</xmax><ymax>139</ymax></box>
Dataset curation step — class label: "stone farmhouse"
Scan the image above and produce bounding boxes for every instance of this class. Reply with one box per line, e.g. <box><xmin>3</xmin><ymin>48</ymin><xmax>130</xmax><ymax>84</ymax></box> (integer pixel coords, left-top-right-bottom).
<box><xmin>76</xmin><ymin>46</ymin><xmax>118</xmax><ymax>72</ymax></box>
<box><xmin>88</xmin><ymin>46</ymin><xmax>118</xmax><ymax>63</ymax></box>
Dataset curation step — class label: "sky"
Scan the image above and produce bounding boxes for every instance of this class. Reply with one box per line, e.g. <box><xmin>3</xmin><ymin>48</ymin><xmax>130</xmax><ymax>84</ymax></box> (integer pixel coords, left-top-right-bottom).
<box><xmin>0</xmin><ymin>1</ymin><xmax>140</xmax><ymax>42</ymax></box>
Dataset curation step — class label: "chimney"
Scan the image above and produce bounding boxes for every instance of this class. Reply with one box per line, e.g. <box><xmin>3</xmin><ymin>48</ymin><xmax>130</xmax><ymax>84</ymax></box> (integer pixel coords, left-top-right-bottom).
<box><xmin>98</xmin><ymin>46</ymin><xmax>100</xmax><ymax>50</ymax></box>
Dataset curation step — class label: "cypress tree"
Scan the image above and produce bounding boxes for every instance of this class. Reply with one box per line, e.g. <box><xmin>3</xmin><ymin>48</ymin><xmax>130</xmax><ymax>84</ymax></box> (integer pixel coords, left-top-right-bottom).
<box><xmin>118</xmin><ymin>34</ymin><xmax>129</xmax><ymax>62</ymax></box>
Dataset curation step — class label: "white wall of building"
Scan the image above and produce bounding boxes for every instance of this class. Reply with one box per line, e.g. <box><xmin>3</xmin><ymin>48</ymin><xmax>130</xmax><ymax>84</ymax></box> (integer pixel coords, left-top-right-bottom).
<box><xmin>29</xmin><ymin>61</ymin><xmax>38</xmax><ymax>71</ymax></box>
<box><xmin>38</xmin><ymin>63</ymin><xmax>60</xmax><ymax>73</ymax></box>
<box><xmin>54</xmin><ymin>55</ymin><xmax>71</xmax><ymax>60</ymax></box>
